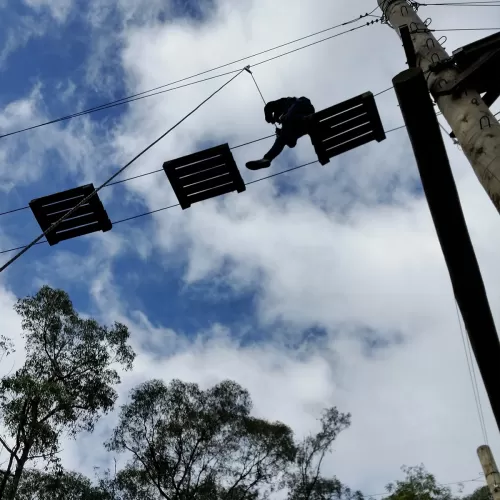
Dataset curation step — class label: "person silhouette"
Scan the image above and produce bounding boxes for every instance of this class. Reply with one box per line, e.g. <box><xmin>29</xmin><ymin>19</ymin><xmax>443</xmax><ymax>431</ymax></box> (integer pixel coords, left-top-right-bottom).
<box><xmin>246</xmin><ymin>96</ymin><xmax>315</xmax><ymax>170</ymax></box>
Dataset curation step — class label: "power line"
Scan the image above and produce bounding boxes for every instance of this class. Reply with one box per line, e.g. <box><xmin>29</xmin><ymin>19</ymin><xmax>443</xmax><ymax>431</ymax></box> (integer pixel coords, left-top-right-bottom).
<box><xmin>0</xmin><ymin>206</ymin><xmax>30</xmax><ymax>217</ymax></box>
<box><xmin>455</xmin><ymin>301</ymin><xmax>490</xmax><ymax>446</ymax></box>
<box><xmin>0</xmin><ymin>241</ymin><xmax>47</xmax><ymax>256</ymax></box>
<box><xmin>0</xmin><ymin>124</ymin><xmax>409</xmax><ymax>257</ymax></box>
<box><xmin>0</xmin><ymin>18</ymin><xmax>491</xmax><ymax>145</ymax></box>
<box><xmin>0</xmin><ymin>69</ymin><xmax>246</xmax><ymax>273</ymax></box>
<box><xmin>0</xmin><ymin>82</ymin><xmax>399</xmax><ymax>219</ymax></box>
<box><xmin>0</xmin><ymin>11</ymin><xmax>380</xmax><ymax>141</ymax></box>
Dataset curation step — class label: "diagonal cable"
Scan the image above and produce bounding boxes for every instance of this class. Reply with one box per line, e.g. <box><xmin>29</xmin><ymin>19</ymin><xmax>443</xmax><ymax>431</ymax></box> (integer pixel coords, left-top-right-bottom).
<box><xmin>0</xmin><ymin>69</ymin><xmax>246</xmax><ymax>272</ymax></box>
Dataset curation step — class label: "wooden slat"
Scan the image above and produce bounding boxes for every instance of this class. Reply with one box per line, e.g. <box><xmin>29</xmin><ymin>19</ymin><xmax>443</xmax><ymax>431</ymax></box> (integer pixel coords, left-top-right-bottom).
<box><xmin>54</xmin><ymin>213</ymin><xmax>98</xmax><ymax>233</ymax></box>
<box><xmin>29</xmin><ymin>183</ymin><xmax>111</xmax><ymax>245</ymax></box>
<box><xmin>322</xmin><ymin>123</ymin><xmax>375</xmax><ymax>148</ymax></box>
<box><xmin>176</xmin><ymin>156</ymin><xmax>228</xmax><ymax>179</ymax></box>
<box><xmin>313</xmin><ymin>93</ymin><xmax>367</xmax><ymax>122</ymax></box>
<box><xmin>163</xmin><ymin>143</ymin><xmax>245</xmax><ymax>209</ymax></box>
<box><xmin>42</xmin><ymin>198</ymin><xmax>89</xmax><ymax>215</ymax></box>
<box><xmin>53</xmin><ymin>223</ymin><xmax>102</xmax><ymax>244</ymax></box>
<box><xmin>324</xmin><ymin>131</ymin><xmax>376</xmax><ymax>159</ymax></box>
<box><xmin>31</xmin><ymin>184</ymin><xmax>93</xmax><ymax>206</ymax></box>
<box><xmin>45</xmin><ymin>205</ymin><xmax>94</xmax><ymax>223</ymax></box>
<box><xmin>164</xmin><ymin>144</ymin><xmax>228</xmax><ymax>172</ymax></box>
<box><xmin>318</xmin><ymin>114</ymin><xmax>371</xmax><ymax>140</ymax></box>
<box><xmin>186</xmin><ymin>182</ymin><xmax>235</xmax><ymax>205</ymax></box>
<box><xmin>183</xmin><ymin>173</ymin><xmax>232</xmax><ymax>196</ymax></box>
<box><xmin>181</xmin><ymin>165</ymin><xmax>229</xmax><ymax>187</ymax></box>
<box><xmin>317</xmin><ymin>106</ymin><xmax>367</xmax><ymax>130</ymax></box>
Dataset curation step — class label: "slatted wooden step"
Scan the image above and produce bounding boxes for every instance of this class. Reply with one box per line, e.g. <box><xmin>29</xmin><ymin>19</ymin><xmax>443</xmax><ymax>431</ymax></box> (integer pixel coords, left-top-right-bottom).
<box><xmin>310</xmin><ymin>92</ymin><xmax>386</xmax><ymax>166</ymax></box>
<box><xmin>163</xmin><ymin>143</ymin><xmax>246</xmax><ymax>210</ymax></box>
<box><xmin>29</xmin><ymin>184</ymin><xmax>112</xmax><ymax>246</ymax></box>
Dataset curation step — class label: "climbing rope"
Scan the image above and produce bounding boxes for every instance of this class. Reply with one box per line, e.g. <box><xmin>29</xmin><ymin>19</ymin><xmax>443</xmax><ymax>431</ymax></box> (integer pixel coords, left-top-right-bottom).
<box><xmin>245</xmin><ymin>66</ymin><xmax>267</xmax><ymax>105</ymax></box>
<box><xmin>0</xmin><ymin>68</ymin><xmax>247</xmax><ymax>273</ymax></box>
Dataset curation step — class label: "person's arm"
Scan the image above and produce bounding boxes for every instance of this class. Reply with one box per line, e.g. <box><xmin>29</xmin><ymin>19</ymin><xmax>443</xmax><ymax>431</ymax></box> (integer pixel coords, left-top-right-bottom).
<box><xmin>264</xmin><ymin>101</ymin><xmax>277</xmax><ymax>123</ymax></box>
<box><xmin>264</xmin><ymin>98</ymin><xmax>289</xmax><ymax>123</ymax></box>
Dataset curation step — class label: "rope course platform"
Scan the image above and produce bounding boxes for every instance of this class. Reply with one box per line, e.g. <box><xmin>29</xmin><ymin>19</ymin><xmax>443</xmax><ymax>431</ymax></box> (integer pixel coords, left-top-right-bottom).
<box><xmin>309</xmin><ymin>92</ymin><xmax>386</xmax><ymax>165</ymax></box>
<box><xmin>164</xmin><ymin>144</ymin><xmax>245</xmax><ymax>210</ymax></box>
<box><xmin>29</xmin><ymin>184</ymin><xmax>112</xmax><ymax>246</ymax></box>
<box><xmin>0</xmin><ymin>72</ymin><xmax>387</xmax><ymax>271</ymax></box>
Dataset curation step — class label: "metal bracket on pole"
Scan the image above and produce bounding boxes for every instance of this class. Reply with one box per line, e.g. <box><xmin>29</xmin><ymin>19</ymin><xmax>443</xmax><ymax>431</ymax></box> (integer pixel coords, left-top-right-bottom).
<box><xmin>399</xmin><ymin>25</ymin><xmax>417</xmax><ymax>68</ymax></box>
<box><xmin>393</xmin><ymin>67</ymin><xmax>500</xmax><ymax>435</ymax></box>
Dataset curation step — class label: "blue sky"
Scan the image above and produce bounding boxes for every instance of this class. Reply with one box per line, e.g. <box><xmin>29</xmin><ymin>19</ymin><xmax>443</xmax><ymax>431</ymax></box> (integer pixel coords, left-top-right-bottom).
<box><xmin>1</xmin><ymin>0</ymin><xmax>500</xmax><ymax>497</ymax></box>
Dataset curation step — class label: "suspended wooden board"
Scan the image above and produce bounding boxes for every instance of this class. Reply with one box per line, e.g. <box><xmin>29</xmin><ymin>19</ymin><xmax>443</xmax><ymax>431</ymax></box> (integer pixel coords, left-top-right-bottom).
<box><xmin>163</xmin><ymin>143</ymin><xmax>246</xmax><ymax>210</ymax></box>
<box><xmin>310</xmin><ymin>92</ymin><xmax>386</xmax><ymax>166</ymax></box>
<box><xmin>29</xmin><ymin>184</ymin><xmax>112</xmax><ymax>246</ymax></box>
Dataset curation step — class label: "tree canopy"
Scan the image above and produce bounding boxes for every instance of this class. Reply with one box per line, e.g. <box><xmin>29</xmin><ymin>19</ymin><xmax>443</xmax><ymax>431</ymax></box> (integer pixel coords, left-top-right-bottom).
<box><xmin>0</xmin><ymin>285</ymin><xmax>490</xmax><ymax>500</ymax></box>
<box><xmin>105</xmin><ymin>378</ymin><xmax>297</xmax><ymax>499</ymax></box>
<box><xmin>0</xmin><ymin>286</ymin><xmax>135</xmax><ymax>499</ymax></box>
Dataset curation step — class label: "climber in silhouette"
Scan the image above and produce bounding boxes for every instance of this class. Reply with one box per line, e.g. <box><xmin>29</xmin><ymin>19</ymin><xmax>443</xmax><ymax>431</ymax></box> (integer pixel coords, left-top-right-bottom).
<box><xmin>246</xmin><ymin>96</ymin><xmax>315</xmax><ymax>171</ymax></box>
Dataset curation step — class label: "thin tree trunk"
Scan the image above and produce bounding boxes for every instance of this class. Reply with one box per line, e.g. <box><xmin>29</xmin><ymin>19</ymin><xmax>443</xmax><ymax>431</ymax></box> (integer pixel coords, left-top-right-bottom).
<box><xmin>7</xmin><ymin>448</ymin><xmax>30</xmax><ymax>500</ymax></box>
<box><xmin>0</xmin><ymin>454</ymin><xmax>15</xmax><ymax>500</ymax></box>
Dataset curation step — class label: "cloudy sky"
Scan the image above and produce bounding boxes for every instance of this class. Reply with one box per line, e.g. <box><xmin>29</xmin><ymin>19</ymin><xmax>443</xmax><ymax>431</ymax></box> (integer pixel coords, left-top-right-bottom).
<box><xmin>1</xmin><ymin>0</ymin><xmax>500</xmax><ymax>496</ymax></box>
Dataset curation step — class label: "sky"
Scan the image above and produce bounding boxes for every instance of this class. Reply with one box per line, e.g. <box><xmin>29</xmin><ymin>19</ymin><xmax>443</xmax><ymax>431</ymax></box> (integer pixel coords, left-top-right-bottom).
<box><xmin>0</xmin><ymin>0</ymin><xmax>500</xmax><ymax>497</ymax></box>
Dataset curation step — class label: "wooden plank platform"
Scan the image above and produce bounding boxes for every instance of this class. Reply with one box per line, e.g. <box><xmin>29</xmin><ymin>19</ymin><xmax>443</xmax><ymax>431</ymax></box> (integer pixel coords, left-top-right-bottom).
<box><xmin>29</xmin><ymin>184</ymin><xmax>112</xmax><ymax>246</ymax></box>
<box><xmin>310</xmin><ymin>92</ymin><xmax>386</xmax><ymax>166</ymax></box>
<box><xmin>163</xmin><ymin>143</ymin><xmax>246</xmax><ymax>209</ymax></box>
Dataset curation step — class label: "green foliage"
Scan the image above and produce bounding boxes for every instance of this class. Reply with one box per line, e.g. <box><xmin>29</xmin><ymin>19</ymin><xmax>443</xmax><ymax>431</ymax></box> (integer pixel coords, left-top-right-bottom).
<box><xmin>0</xmin><ymin>285</ymin><xmax>135</xmax><ymax>500</ymax></box>
<box><xmin>286</xmin><ymin>407</ymin><xmax>361</xmax><ymax>500</ymax></box>
<box><xmin>2</xmin><ymin>468</ymin><xmax>112</xmax><ymax>500</ymax></box>
<box><xmin>383</xmin><ymin>465</ymin><xmax>457</xmax><ymax>500</ymax></box>
<box><xmin>105</xmin><ymin>379</ymin><xmax>296</xmax><ymax>500</ymax></box>
<box><xmin>462</xmin><ymin>486</ymin><xmax>491</xmax><ymax>500</ymax></box>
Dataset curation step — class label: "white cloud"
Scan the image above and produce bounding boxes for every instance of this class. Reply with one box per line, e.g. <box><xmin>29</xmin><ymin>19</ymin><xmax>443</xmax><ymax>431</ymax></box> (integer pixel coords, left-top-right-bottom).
<box><xmin>0</xmin><ymin>15</ymin><xmax>47</xmax><ymax>68</ymax></box>
<box><xmin>23</xmin><ymin>0</ymin><xmax>73</xmax><ymax>23</ymax></box>
<box><xmin>0</xmin><ymin>84</ymin><xmax>115</xmax><ymax>193</ymax></box>
<box><xmin>1</xmin><ymin>0</ymin><xmax>500</xmax><ymax>497</ymax></box>
<box><xmin>0</xmin><ymin>0</ymin><xmax>73</xmax><ymax>68</ymax></box>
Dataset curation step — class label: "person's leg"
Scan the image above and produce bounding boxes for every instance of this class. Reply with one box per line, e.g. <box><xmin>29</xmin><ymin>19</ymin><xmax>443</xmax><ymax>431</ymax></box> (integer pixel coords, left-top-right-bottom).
<box><xmin>246</xmin><ymin>134</ymin><xmax>286</xmax><ymax>170</ymax></box>
<box><xmin>263</xmin><ymin>135</ymin><xmax>287</xmax><ymax>161</ymax></box>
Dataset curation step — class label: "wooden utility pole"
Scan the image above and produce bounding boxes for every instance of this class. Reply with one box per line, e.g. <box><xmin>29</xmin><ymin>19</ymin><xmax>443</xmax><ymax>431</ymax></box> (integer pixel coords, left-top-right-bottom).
<box><xmin>478</xmin><ymin>445</ymin><xmax>500</xmax><ymax>500</ymax></box>
<box><xmin>378</xmin><ymin>0</ymin><xmax>500</xmax><ymax>213</ymax></box>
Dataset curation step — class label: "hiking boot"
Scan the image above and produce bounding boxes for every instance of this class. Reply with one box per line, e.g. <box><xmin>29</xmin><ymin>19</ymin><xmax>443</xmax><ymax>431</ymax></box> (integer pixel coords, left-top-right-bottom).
<box><xmin>246</xmin><ymin>159</ymin><xmax>271</xmax><ymax>171</ymax></box>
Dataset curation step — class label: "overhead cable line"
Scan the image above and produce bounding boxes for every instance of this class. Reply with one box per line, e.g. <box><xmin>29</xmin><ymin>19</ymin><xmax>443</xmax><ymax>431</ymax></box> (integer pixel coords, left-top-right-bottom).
<box><xmin>455</xmin><ymin>301</ymin><xmax>490</xmax><ymax>446</ymax></box>
<box><xmin>0</xmin><ymin>124</ymin><xmax>410</xmax><ymax>257</ymax></box>
<box><xmin>0</xmin><ymin>69</ymin><xmax>247</xmax><ymax>272</ymax></box>
<box><xmin>0</xmin><ymin>10</ymin><xmax>380</xmax><ymax>141</ymax></box>
<box><xmin>0</xmin><ymin>83</ymin><xmax>400</xmax><ymax>219</ymax></box>
<box><xmin>0</xmin><ymin>17</ymin><xmax>493</xmax><ymax>142</ymax></box>
<box><xmin>0</xmin><ymin>84</ymin><xmax>411</xmax><ymax>219</ymax></box>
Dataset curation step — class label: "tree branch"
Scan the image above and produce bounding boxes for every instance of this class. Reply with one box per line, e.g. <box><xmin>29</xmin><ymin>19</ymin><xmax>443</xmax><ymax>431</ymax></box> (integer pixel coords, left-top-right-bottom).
<box><xmin>0</xmin><ymin>436</ymin><xmax>15</xmax><ymax>457</ymax></box>
<box><xmin>123</xmin><ymin>443</ymin><xmax>171</xmax><ymax>500</ymax></box>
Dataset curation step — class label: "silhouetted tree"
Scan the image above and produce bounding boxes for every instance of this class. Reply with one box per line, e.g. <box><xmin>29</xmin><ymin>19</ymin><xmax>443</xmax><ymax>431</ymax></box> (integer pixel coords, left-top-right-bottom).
<box><xmin>462</xmin><ymin>486</ymin><xmax>491</xmax><ymax>500</ymax></box>
<box><xmin>2</xmin><ymin>468</ymin><xmax>112</xmax><ymax>499</ymax></box>
<box><xmin>286</xmin><ymin>407</ymin><xmax>362</xmax><ymax>500</ymax></box>
<box><xmin>105</xmin><ymin>379</ymin><xmax>296</xmax><ymax>499</ymax></box>
<box><xmin>0</xmin><ymin>286</ymin><xmax>135</xmax><ymax>500</ymax></box>
<box><xmin>383</xmin><ymin>465</ymin><xmax>458</xmax><ymax>500</ymax></box>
